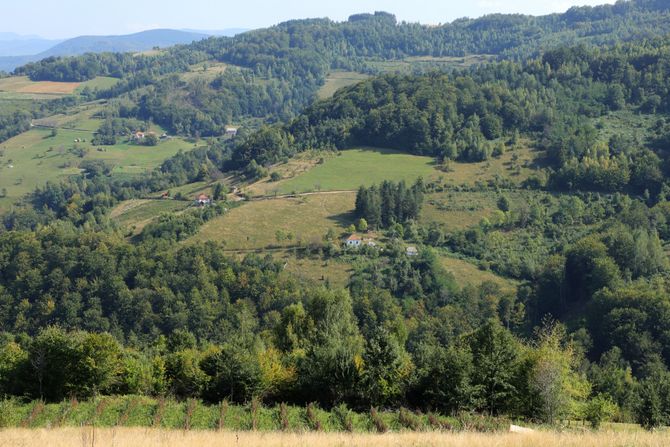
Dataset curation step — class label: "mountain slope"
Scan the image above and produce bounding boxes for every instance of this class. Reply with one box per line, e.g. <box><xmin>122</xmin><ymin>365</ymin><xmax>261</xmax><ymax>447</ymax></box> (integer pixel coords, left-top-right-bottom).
<box><xmin>41</xmin><ymin>29</ymin><xmax>208</xmax><ymax>57</ymax></box>
<box><xmin>0</xmin><ymin>37</ymin><xmax>63</xmax><ymax>57</ymax></box>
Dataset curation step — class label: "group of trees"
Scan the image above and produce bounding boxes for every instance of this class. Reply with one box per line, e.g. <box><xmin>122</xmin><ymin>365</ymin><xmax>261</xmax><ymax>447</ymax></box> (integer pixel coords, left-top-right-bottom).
<box><xmin>91</xmin><ymin>117</ymin><xmax>147</xmax><ymax>145</ymax></box>
<box><xmin>355</xmin><ymin>179</ymin><xmax>424</xmax><ymax>229</ymax></box>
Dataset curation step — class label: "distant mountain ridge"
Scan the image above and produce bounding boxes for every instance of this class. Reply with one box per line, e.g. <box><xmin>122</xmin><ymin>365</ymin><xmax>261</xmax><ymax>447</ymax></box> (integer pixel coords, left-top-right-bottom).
<box><xmin>181</xmin><ymin>28</ymin><xmax>249</xmax><ymax>37</ymax></box>
<box><xmin>0</xmin><ymin>32</ymin><xmax>63</xmax><ymax>58</ymax></box>
<box><xmin>42</xmin><ymin>29</ymin><xmax>208</xmax><ymax>56</ymax></box>
<box><xmin>0</xmin><ymin>29</ymin><xmax>211</xmax><ymax>73</ymax></box>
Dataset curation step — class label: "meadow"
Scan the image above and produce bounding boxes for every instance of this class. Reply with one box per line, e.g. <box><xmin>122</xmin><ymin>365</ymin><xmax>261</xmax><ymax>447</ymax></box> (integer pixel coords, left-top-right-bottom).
<box><xmin>249</xmin><ymin>144</ymin><xmax>540</xmax><ymax>199</ymax></box>
<box><xmin>420</xmin><ymin>189</ymin><xmax>553</xmax><ymax>230</ymax></box>
<box><xmin>438</xmin><ymin>255</ymin><xmax>518</xmax><ymax>291</ymax></box>
<box><xmin>110</xmin><ymin>199</ymin><xmax>192</xmax><ymax>235</ymax></box>
<box><xmin>0</xmin><ymin>126</ymin><xmax>201</xmax><ymax>211</ymax></box>
<box><xmin>317</xmin><ymin>71</ymin><xmax>370</xmax><ymax>99</ymax></box>
<box><xmin>0</xmin><ymin>75</ymin><xmax>118</xmax><ymax>100</ymax></box>
<box><xmin>193</xmin><ymin>192</ymin><xmax>356</xmax><ymax>250</ymax></box>
<box><xmin>365</xmin><ymin>54</ymin><xmax>495</xmax><ymax>75</ymax></box>
<box><xmin>269</xmin><ymin>148</ymin><xmax>438</xmax><ymax>195</ymax></box>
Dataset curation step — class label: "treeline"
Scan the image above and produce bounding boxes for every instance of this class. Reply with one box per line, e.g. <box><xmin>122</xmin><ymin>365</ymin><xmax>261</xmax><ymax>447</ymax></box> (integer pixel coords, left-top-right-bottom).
<box><xmin>355</xmin><ymin>179</ymin><xmax>424</xmax><ymax>229</ymax></box>
<box><xmin>0</xmin><ymin>110</ymin><xmax>32</xmax><ymax>143</ymax></box>
<box><xmin>17</xmin><ymin>0</ymin><xmax>670</xmax><ymax>83</ymax></box>
<box><xmin>14</xmin><ymin>48</ymin><xmax>207</xmax><ymax>82</ymax></box>
<box><xmin>92</xmin><ymin>117</ymin><xmax>147</xmax><ymax>145</ymax></box>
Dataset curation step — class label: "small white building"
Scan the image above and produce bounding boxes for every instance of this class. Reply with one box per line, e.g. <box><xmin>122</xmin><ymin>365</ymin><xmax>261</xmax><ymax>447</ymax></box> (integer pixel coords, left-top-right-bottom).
<box><xmin>406</xmin><ymin>246</ymin><xmax>419</xmax><ymax>256</ymax></box>
<box><xmin>344</xmin><ymin>234</ymin><xmax>362</xmax><ymax>248</ymax></box>
<box><xmin>225</xmin><ymin>126</ymin><xmax>239</xmax><ymax>137</ymax></box>
<box><xmin>196</xmin><ymin>194</ymin><xmax>212</xmax><ymax>206</ymax></box>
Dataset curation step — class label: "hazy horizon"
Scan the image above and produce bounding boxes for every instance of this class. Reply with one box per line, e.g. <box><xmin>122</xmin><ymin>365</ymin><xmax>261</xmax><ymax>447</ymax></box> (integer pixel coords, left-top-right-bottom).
<box><xmin>3</xmin><ymin>0</ymin><xmax>616</xmax><ymax>40</ymax></box>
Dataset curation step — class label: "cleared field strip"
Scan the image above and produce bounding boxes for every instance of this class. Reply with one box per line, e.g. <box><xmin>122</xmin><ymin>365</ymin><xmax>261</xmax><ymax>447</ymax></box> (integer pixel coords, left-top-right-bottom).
<box><xmin>193</xmin><ymin>192</ymin><xmax>356</xmax><ymax>250</ymax></box>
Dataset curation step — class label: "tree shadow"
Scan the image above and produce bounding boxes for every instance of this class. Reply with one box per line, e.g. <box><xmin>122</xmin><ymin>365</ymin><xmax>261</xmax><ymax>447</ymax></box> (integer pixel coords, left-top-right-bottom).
<box><xmin>327</xmin><ymin>210</ymin><xmax>356</xmax><ymax>227</ymax></box>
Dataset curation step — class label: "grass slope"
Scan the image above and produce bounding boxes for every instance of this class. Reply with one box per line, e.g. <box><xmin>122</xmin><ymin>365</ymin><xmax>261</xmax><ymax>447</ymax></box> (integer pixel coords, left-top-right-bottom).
<box><xmin>317</xmin><ymin>71</ymin><xmax>370</xmax><ymax>99</ymax></box>
<box><xmin>0</xmin><ymin>76</ymin><xmax>118</xmax><ymax>100</ymax></box>
<box><xmin>439</xmin><ymin>255</ymin><xmax>518</xmax><ymax>291</ymax></box>
<box><xmin>271</xmin><ymin>148</ymin><xmax>437</xmax><ymax>195</ymax></box>
<box><xmin>193</xmin><ymin>192</ymin><xmax>356</xmax><ymax>250</ymax></box>
<box><xmin>111</xmin><ymin>199</ymin><xmax>192</xmax><ymax>235</ymax></box>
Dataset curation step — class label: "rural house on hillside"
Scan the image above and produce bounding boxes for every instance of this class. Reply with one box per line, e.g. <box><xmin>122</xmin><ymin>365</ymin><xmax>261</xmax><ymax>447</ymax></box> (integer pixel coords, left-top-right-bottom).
<box><xmin>196</xmin><ymin>194</ymin><xmax>212</xmax><ymax>205</ymax></box>
<box><xmin>344</xmin><ymin>234</ymin><xmax>362</xmax><ymax>248</ymax></box>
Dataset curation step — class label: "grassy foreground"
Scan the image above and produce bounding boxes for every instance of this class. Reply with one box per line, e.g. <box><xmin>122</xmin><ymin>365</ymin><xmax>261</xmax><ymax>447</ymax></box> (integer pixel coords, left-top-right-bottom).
<box><xmin>0</xmin><ymin>427</ymin><xmax>667</xmax><ymax>447</ymax></box>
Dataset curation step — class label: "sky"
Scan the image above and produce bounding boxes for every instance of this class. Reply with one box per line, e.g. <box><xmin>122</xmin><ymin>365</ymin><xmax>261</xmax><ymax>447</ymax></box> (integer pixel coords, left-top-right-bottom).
<box><xmin>3</xmin><ymin>0</ymin><xmax>617</xmax><ymax>39</ymax></box>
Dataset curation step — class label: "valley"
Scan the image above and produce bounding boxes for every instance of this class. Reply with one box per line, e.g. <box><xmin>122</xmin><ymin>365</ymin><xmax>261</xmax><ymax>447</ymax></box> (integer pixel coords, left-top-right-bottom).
<box><xmin>2</xmin><ymin>1</ymin><xmax>670</xmax><ymax>444</ymax></box>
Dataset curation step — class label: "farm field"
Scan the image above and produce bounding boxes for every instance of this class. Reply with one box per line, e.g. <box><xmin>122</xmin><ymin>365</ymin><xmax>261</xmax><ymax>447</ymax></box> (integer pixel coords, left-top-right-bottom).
<box><xmin>0</xmin><ymin>76</ymin><xmax>118</xmax><ymax>100</ymax></box>
<box><xmin>0</xmin><ymin>396</ymin><xmax>518</xmax><ymax>432</ymax></box>
<box><xmin>193</xmin><ymin>192</ymin><xmax>356</xmax><ymax>249</ymax></box>
<box><xmin>317</xmin><ymin>71</ymin><xmax>370</xmax><ymax>99</ymax></box>
<box><xmin>0</xmin><ymin>126</ymin><xmax>201</xmax><ymax>211</ymax></box>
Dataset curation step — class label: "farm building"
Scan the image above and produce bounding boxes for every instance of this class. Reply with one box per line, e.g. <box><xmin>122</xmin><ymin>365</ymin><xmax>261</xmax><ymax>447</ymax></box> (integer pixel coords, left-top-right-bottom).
<box><xmin>196</xmin><ymin>194</ymin><xmax>212</xmax><ymax>206</ymax></box>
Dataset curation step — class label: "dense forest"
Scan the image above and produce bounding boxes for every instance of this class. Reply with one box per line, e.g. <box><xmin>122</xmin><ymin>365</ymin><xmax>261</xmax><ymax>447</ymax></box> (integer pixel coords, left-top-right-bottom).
<box><xmin>3</xmin><ymin>0</ymin><xmax>670</xmax><ymax>433</ymax></box>
<box><xmin>6</xmin><ymin>0</ymin><xmax>670</xmax><ymax>141</ymax></box>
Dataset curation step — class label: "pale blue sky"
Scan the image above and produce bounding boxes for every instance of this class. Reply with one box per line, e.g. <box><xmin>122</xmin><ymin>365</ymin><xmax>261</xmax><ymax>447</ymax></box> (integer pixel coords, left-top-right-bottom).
<box><xmin>4</xmin><ymin>0</ymin><xmax>616</xmax><ymax>39</ymax></box>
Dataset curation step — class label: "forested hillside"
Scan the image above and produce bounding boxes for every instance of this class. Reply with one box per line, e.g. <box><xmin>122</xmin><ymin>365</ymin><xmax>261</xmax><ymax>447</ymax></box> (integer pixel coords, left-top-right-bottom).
<box><xmin>6</xmin><ymin>0</ymin><xmax>670</xmax><ymax>141</ymax></box>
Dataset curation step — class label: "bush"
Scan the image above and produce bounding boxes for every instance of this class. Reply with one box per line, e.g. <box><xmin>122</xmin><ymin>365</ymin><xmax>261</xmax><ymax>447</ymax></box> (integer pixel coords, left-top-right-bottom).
<box><xmin>584</xmin><ymin>395</ymin><xmax>617</xmax><ymax>429</ymax></box>
<box><xmin>370</xmin><ymin>407</ymin><xmax>388</xmax><ymax>433</ymax></box>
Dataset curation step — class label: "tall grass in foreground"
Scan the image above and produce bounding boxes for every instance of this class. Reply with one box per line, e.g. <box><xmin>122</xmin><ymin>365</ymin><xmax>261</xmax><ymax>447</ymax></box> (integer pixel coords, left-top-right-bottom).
<box><xmin>0</xmin><ymin>427</ymin><xmax>668</xmax><ymax>447</ymax></box>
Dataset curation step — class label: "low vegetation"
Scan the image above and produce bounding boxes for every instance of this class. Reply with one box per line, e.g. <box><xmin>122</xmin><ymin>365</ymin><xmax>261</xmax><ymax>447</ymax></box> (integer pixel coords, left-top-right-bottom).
<box><xmin>4</xmin><ymin>427</ymin><xmax>670</xmax><ymax>447</ymax></box>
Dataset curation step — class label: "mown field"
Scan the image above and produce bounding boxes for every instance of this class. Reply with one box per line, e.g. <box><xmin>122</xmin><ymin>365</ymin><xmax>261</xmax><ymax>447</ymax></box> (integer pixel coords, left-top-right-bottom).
<box><xmin>249</xmin><ymin>145</ymin><xmax>541</xmax><ymax>199</ymax></box>
<box><xmin>269</xmin><ymin>148</ymin><xmax>438</xmax><ymax>195</ymax></box>
<box><xmin>193</xmin><ymin>192</ymin><xmax>356</xmax><ymax>250</ymax></box>
<box><xmin>317</xmin><ymin>71</ymin><xmax>370</xmax><ymax>99</ymax></box>
<box><xmin>0</xmin><ymin>76</ymin><xmax>118</xmax><ymax>100</ymax></box>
